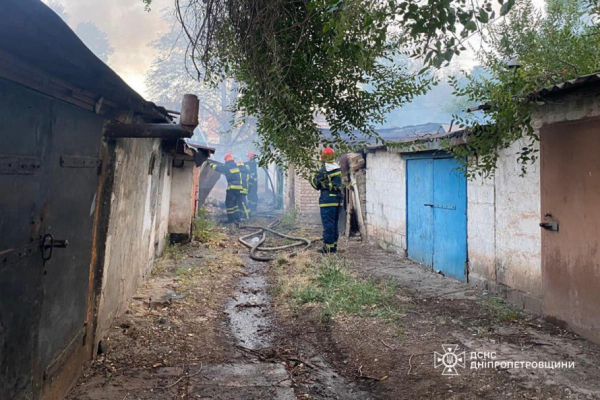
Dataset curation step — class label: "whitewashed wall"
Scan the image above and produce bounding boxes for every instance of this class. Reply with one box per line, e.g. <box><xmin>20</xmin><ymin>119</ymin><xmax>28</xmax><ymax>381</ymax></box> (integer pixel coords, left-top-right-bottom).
<box><xmin>365</xmin><ymin>143</ymin><xmax>542</xmax><ymax>311</ymax></box>
<box><xmin>365</xmin><ymin>150</ymin><xmax>406</xmax><ymax>253</ymax></box>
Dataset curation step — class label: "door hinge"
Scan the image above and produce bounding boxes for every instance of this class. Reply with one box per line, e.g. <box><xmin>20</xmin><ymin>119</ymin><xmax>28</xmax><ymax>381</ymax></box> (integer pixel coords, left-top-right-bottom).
<box><xmin>60</xmin><ymin>156</ymin><xmax>102</xmax><ymax>169</ymax></box>
<box><xmin>0</xmin><ymin>156</ymin><xmax>41</xmax><ymax>175</ymax></box>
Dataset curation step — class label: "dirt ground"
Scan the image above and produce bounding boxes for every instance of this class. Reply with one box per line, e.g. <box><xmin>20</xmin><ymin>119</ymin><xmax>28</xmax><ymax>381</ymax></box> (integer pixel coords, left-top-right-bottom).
<box><xmin>67</xmin><ymin>218</ymin><xmax>600</xmax><ymax>400</ymax></box>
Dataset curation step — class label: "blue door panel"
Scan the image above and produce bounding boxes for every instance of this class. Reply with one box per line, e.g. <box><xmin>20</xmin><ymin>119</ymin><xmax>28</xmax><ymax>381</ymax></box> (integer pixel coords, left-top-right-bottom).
<box><xmin>406</xmin><ymin>159</ymin><xmax>433</xmax><ymax>267</ymax></box>
<box><xmin>432</xmin><ymin>158</ymin><xmax>467</xmax><ymax>281</ymax></box>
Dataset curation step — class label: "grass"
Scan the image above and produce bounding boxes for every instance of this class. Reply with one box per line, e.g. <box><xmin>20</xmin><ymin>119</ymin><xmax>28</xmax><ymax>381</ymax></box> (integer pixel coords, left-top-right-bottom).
<box><xmin>164</xmin><ymin>242</ymin><xmax>184</xmax><ymax>261</ymax></box>
<box><xmin>193</xmin><ymin>207</ymin><xmax>226</xmax><ymax>244</ymax></box>
<box><xmin>483</xmin><ymin>297</ymin><xmax>523</xmax><ymax>323</ymax></box>
<box><xmin>276</xmin><ymin>253</ymin><xmax>407</xmax><ymax>323</ymax></box>
<box><xmin>279</xmin><ymin>208</ymin><xmax>298</xmax><ymax>231</ymax></box>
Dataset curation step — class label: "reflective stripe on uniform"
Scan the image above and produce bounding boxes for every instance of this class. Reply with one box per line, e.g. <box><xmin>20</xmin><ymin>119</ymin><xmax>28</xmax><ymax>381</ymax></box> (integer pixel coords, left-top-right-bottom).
<box><xmin>230</xmin><ymin>168</ymin><xmax>240</xmax><ymax>173</ymax></box>
<box><xmin>228</xmin><ymin>185</ymin><xmax>243</xmax><ymax>190</ymax></box>
<box><xmin>319</xmin><ymin>203</ymin><xmax>340</xmax><ymax>207</ymax></box>
<box><xmin>329</xmin><ymin>171</ymin><xmax>342</xmax><ymax>177</ymax></box>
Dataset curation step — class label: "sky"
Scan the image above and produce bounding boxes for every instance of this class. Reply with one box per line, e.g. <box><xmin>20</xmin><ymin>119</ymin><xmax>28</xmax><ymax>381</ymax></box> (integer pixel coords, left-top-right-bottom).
<box><xmin>46</xmin><ymin>0</ymin><xmax>173</xmax><ymax>98</ymax></box>
<box><xmin>45</xmin><ymin>0</ymin><xmax>546</xmax><ymax>122</ymax></box>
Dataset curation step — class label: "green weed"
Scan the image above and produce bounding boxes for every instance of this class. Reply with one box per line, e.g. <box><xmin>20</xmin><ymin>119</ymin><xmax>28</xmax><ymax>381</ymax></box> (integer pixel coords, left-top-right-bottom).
<box><xmin>288</xmin><ymin>255</ymin><xmax>405</xmax><ymax>322</ymax></box>
<box><xmin>193</xmin><ymin>207</ymin><xmax>225</xmax><ymax>244</ymax></box>
<box><xmin>279</xmin><ymin>208</ymin><xmax>298</xmax><ymax>231</ymax></box>
<box><xmin>164</xmin><ymin>243</ymin><xmax>184</xmax><ymax>261</ymax></box>
<box><xmin>483</xmin><ymin>297</ymin><xmax>523</xmax><ymax>323</ymax></box>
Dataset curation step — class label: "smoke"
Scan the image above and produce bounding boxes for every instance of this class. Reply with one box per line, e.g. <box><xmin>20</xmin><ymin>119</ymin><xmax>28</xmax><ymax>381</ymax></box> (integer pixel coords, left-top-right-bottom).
<box><xmin>45</xmin><ymin>0</ymin><xmax>172</xmax><ymax>97</ymax></box>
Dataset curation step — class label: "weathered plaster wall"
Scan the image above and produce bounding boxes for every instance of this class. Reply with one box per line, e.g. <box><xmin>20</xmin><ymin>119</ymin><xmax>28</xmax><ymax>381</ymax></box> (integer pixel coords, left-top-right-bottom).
<box><xmin>365</xmin><ymin>150</ymin><xmax>406</xmax><ymax>253</ymax></box>
<box><xmin>168</xmin><ymin>160</ymin><xmax>195</xmax><ymax>237</ymax></box>
<box><xmin>466</xmin><ymin>174</ymin><xmax>496</xmax><ymax>285</ymax></box>
<box><xmin>154</xmin><ymin>153</ymin><xmax>172</xmax><ymax>257</ymax></box>
<box><xmin>96</xmin><ymin>138</ymin><xmax>168</xmax><ymax>344</ymax></box>
<box><xmin>494</xmin><ymin>140</ymin><xmax>541</xmax><ymax>299</ymax></box>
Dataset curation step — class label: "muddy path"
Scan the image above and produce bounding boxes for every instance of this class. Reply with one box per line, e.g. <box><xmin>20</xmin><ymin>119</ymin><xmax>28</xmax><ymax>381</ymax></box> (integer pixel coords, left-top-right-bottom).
<box><xmin>67</xmin><ymin>222</ymin><xmax>600</xmax><ymax>400</ymax></box>
<box><xmin>67</xmin><ymin>225</ymin><xmax>377</xmax><ymax>400</ymax></box>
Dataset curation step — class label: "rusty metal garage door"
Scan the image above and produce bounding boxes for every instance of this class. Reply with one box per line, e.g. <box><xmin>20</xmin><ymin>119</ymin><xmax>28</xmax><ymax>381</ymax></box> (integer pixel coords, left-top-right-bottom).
<box><xmin>0</xmin><ymin>79</ymin><xmax>104</xmax><ymax>399</ymax></box>
<box><xmin>541</xmin><ymin>116</ymin><xmax>600</xmax><ymax>344</ymax></box>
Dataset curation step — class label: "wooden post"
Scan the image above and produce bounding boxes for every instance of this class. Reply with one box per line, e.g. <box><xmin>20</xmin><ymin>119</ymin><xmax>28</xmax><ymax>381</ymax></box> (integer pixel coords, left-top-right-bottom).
<box><xmin>350</xmin><ymin>171</ymin><xmax>366</xmax><ymax>239</ymax></box>
<box><xmin>104</xmin><ymin>123</ymin><xmax>192</xmax><ymax>139</ymax></box>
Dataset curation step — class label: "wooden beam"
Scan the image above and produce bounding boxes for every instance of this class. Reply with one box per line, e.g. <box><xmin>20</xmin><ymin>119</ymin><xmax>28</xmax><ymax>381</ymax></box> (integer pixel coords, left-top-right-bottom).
<box><xmin>103</xmin><ymin>123</ymin><xmax>192</xmax><ymax>139</ymax></box>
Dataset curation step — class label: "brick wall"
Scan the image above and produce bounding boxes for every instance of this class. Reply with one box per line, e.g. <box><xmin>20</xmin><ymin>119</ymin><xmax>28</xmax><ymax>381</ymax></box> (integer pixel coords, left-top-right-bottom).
<box><xmin>284</xmin><ymin>167</ymin><xmax>321</xmax><ymax>226</ymax></box>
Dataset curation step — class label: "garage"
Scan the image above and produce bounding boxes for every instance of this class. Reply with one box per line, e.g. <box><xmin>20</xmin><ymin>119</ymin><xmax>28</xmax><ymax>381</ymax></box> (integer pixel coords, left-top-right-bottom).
<box><xmin>406</xmin><ymin>154</ymin><xmax>468</xmax><ymax>281</ymax></box>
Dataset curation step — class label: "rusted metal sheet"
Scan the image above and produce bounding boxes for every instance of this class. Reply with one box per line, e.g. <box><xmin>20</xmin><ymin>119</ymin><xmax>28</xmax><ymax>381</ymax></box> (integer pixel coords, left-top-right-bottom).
<box><xmin>541</xmin><ymin>116</ymin><xmax>600</xmax><ymax>344</ymax></box>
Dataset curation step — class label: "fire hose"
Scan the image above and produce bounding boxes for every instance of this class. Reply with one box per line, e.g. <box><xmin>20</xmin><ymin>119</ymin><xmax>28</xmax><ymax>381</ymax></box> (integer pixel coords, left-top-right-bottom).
<box><xmin>238</xmin><ymin>221</ymin><xmax>312</xmax><ymax>262</ymax></box>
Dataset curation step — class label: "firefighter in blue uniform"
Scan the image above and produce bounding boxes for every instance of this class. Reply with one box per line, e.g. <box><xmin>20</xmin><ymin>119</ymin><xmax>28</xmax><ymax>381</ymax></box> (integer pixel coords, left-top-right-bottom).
<box><xmin>310</xmin><ymin>148</ymin><xmax>343</xmax><ymax>253</ymax></box>
<box><xmin>209</xmin><ymin>153</ymin><xmax>243</xmax><ymax>222</ymax></box>
<box><xmin>237</xmin><ymin>160</ymin><xmax>251</xmax><ymax>220</ymax></box>
<box><xmin>246</xmin><ymin>152</ymin><xmax>259</xmax><ymax>212</ymax></box>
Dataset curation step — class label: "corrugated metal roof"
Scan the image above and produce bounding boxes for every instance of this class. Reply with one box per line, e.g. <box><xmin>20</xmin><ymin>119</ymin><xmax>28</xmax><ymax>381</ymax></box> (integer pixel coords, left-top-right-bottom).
<box><xmin>364</xmin><ymin>123</ymin><xmax>468</xmax><ymax>152</ymax></box>
<box><xmin>1</xmin><ymin>0</ymin><xmax>171</xmax><ymax>122</ymax></box>
<box><xmin>537</xmin><ymin>73</ymin><xmax>600</xmax><ymax>97</ymax></box>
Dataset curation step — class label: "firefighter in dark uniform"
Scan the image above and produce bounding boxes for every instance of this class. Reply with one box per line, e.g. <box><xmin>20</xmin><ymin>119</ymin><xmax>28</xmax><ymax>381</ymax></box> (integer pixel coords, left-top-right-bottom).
<box><xmin>209</xmin><ymin>153</ymin><xmax>243</xmax><ymax>222</ymax></box>
<box><xmin>310</xmin><ymin>148</ymin><xmax>343</xmax><ymax>253</ymax></box>
<box><xmin>237</xmin><ymin>160</ymin><xmax>251</xmax><ymax>220</ymax></box>
<box><xmin>246</xmin><ymin>152</ymin><xmax>259</xmax><ymax>212</ymax></box>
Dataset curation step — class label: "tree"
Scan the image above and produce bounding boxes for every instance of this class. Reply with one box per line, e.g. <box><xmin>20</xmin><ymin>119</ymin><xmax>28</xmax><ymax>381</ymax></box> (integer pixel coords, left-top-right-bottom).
<box><xmin>145</xmin><ymin>10</ymin><xmax>257</xmax><ymax>150</ymax></box>
<box><xmin>46</xmin><ymin>0</ymin><xmax>69</xmax><ymax>21</ymax></box>
<box><xmin>449</xmin><ymin>0</ymin><xmax>600</xmax><ymax>177</ymax></box>
<box><xmin>142</xmin><ymin>0</ymin><xmax>516</xmax><ymax>171</ymax></box>
<box><xmin>74</xmin><ymin>22</ymin><xmax>115</xmax><ymax>64</ymax></box>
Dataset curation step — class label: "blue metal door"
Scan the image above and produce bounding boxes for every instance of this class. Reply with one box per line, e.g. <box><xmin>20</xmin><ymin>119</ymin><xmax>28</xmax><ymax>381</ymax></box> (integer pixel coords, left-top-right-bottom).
<box><xmin>432</xmin><ymin>158</ymin><xmax>467</xmax><ymax>281</ymax></box>
<box><xmin>406</xmin><ymin>159</ymin><xmax>433</xmax><ymax>267</ymax></box>
<box><xmin>406</xmin><ymin>156</ymin><xmax>467</xmax><ymax>281</ymax></box>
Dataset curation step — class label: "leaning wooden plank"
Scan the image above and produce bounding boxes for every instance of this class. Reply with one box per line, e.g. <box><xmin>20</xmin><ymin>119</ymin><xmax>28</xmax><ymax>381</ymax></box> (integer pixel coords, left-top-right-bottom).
<box><xmin>197</xmin><ymin>162</ymin><xmax>222</xmax><ymax>209</ymax></box>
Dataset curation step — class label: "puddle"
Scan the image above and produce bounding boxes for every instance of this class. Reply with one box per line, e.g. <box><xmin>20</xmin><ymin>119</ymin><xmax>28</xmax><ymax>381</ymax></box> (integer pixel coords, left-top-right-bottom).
<box><xmin>225</xmin><ymin>257</ymin><xmax>272</xmax><ymax>349</ymax></box>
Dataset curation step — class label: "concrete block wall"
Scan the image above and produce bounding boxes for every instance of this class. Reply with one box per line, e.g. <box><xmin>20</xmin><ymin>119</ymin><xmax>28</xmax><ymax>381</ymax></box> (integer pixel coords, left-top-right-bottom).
<box><xmin>365</xmin><ymin>150</ymin><xmax>406</xmax><ymax>253</ymax></box>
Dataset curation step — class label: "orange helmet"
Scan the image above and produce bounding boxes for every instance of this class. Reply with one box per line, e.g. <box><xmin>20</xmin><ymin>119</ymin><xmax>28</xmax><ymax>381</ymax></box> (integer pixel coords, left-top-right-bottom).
<box><xmin>321</xmin><ymin>147</ymin><xmax>335</xmax><ymax>162</ymax></box>
<box><xmin>237</xmin><ymin>161</ymin><xmax>244</xmax><ymax>166</ymax></box>
<box><xmin>247</xmin><ymin>152</ymin><xmax>256</xmax><ymax>159</ymax></box>
<box><xmin>224</xmin><ymin>153</ymin><xmax>234</xmax><ymax>162</ymax></box>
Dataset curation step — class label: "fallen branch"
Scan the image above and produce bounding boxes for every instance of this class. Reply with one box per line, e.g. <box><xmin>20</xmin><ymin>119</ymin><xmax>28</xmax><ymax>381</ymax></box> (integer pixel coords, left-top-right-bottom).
<box><xmin>358</xmin><ymin>365</ymin><xmax>387</xmax><ymax>381</ymax></box>
<box><xmin>157</xmin><ymin>364</ymin><xmax>203</xmax><ymax>390</ymax></box>
<box><xmin>286</xmin><ymin>357</ymin><xmax>318</xmax><ymax>370</ymax></box>
<box><xmin>380</xmin><ymin>339</ymin><xmax>394</xmax><ymax>350</ymax></box>
<box><xmin>407</xmin><ymin>354</ymin><xmax>414</xmax><ymax>375</ymax></box>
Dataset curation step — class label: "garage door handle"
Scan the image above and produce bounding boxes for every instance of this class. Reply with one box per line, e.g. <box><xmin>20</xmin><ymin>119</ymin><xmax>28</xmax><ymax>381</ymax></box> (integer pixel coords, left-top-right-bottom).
<box><xmin>424</xmin><ymin>203</ymin><xmax>433</xmax><ymax>207</ymax></box>
<box><xmin>41</xmin><ymin>234</ymin><xmax>69</xmax><ymax>263</ymax></box>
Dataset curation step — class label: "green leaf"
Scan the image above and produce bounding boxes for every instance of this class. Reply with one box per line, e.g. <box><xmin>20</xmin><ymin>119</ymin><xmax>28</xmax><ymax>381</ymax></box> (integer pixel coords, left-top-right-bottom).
<box><xmin>465</xmin><ymin>20</ymin><xmax>477</xmax><ymax>31</ymax></box>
